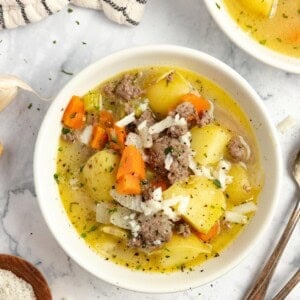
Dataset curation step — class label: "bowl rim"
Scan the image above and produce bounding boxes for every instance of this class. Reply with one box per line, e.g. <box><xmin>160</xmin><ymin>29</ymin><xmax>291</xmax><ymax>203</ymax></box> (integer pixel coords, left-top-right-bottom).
<box><xmin>203</xmin><ymin>0</ymin><xmax>300</xmax><ymax>74</ymax></box>
<box><xmin>34</xmin><ymin>45</ymin><xmax>282</xmax><ymax>293</ymax></box>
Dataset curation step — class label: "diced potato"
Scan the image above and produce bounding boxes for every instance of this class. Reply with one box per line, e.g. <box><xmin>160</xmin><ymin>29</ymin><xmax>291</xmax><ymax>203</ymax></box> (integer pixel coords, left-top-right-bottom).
<box><xmin>225</xmin><ymin>164</ymin><xmax>253</xmax><ymax>205</ymax></box>
<box><xmin>241</xmin><ymin>0</ymin><xmax>274</xmax><ymax>17</ymax></box>
<box><xmin>101</xmin><ymin>225</ymin><xmax>128</xmax><ymax>239</ymax></box>
<box><xmin>146</xmin><ymin>71</ymin><xmax>190</xmax><ymax>115</ymax></box>
<box><xmin>159</xmin><ymin>234</ymin><xmax>212</xmax><ymax>267</ymax></box>
<box><xmin>191</xmin><ymin>124</ymin><xmax>232</xmax><ymax>165</ymax></box>
<box><xmin>82</xmin><ymin>150</ymin><xmax>120</xmax><ymax>202</ymax></box>
<box><xmin>163</xmin><ymin>176</ymin><xmax>226</xmax><ymax>234</ymax></box>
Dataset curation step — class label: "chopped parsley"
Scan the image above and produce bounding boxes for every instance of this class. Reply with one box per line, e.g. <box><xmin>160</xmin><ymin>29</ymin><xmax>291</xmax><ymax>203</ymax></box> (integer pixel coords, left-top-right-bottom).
<box><xmin>108</xmin><ymin>208</ymin><xmax>117</xmax><ymax>214</ymax></box>
<box><xmin>212</xmin><ymin>179</ymin><xmax>222</xmax><ymax>189</ymax></box>
<box><xmin>27</xmin><ymin>103</ymin><xmax>32</xmax><ymax>109</ymax></box>
<box><xmin>68</xmin><ymin>8</ymin><xmax>73</xmax><ymax>13</ymax></box>
<box><xmin>164</xmin><ymin>146</ymin><xmax>174</xmax><ymax>155</ymax></box>
<box><xmin>62</xmin><ymin>127</ymin><xmax>70</xmax><ymax>134</ymax></box>
<box><xmin>87</xmin><ymin>225</ymin><xmax>98</xmax><ymax>233</ymax></box>
<box><xmin>53</xmin><ymin>173</ymin><xmax>59</xmax><ymax>183</ymax></box>
<box><xmin>81</xmin><ymin>233</ymin><xmax>87</xmax><ymax>238</ymax></box>
<box><xmin>75</xmin><ymin>20</ymin><xmax>80</xmax><ymax>25</ymax></box>
<box><xmin>215</xmin><ymin>3</ymin><xmax>220</xmax><ymax>9</ymax></box>
<box><xmin>259</xmin><ymin>40</ymin><xmax>267</xmax><ymax>45</ymax></box>
<box><xmin>282</xmin><ymin>13</ymin><xmax>288</xmax><ymax>19</ymax></box>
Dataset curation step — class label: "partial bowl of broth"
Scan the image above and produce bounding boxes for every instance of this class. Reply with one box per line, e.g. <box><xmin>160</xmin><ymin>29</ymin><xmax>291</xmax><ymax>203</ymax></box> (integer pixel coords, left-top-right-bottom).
<box><xmin>204</xmin><ymin>0</ymin><xmax>300</xmax><ymax>73</ymax></box>
<box><xmin>34</xmin><ymin>45</ymin><xmax>282</xmax><ymax>292</ymax></box>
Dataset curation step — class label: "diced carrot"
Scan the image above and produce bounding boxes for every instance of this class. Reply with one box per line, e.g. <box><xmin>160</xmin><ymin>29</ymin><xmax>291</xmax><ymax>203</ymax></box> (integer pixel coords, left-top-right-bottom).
<box><xmin>181</xmin><ymin>93</ymin><xmax>210</xmax><ymax>114</ymax></box>
<box><xmin>99</xmin><ymin>110</ymin><xmax>114</xmax><ymax>128</ymax></box>
<box><xmin>107</xmin><ymin>125</ymin><xmax>126</xmax><ymax>151</ymax></box>
<box><xmin>116</xmin><ymin>174</ymin><xmax>141</xmax><ymax>195</ymax></box>
<box><xmin>90</xmin><ymin>125</ymin><xmax>108</xmax><ymax>150</ymax></box>
<box><xmin>62</xmin><ymin>96</ymin><xmax>85</xmax><ymax>129</ymax></box>
<box><xmin>197</xmin><ymin>221</ymin><xmax>220</xmax><ymax>242</ymax></box>
<box><xmin>152</xmin><ymin>180</ymin><xmax>168</xmax><ymax>191</ymax></box>
<box><xmin>117</xmin><ymin>145</ymin><xmax>146</xmax><ymax>181</ymax></box>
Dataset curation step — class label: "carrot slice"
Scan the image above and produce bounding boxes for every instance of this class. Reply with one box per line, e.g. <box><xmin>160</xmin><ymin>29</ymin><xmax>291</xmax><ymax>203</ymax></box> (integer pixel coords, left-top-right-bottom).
<box><xmin>197</xmin><ymin>221</ymin><xmax>220</xmax><ymax>242</ymax></box>
<box><xmin>107</xmin><ymin>125</ymin><xmax>126</xmax><ymax>151</ymax></box>
<box><xmin>90</xmin><ymin>125</ymin><xmax>108</xmax><ymax>150</ymax></box>
<box><xmin>116</xmin><ymin>174</ymin><xmax>141</xmax><ymax>195</ymax></box>
<box><xmin>181</xmin><ymin>93</ymin><xmax>210</xmax><ymax>114</ymax></box>
<box><xmin>117</xmin><ymin>145</ymin><xmax>146</xmax><ymax>181</ymax></box>
<box><xmin>62</xmin><ymin>96</ymin><xmax>85</xmax><ymax>129</ymax></box>
<box><xmin>99</xmin><ymin>110</ymin><xmax>114</xmax><ymax>128</ymax></box>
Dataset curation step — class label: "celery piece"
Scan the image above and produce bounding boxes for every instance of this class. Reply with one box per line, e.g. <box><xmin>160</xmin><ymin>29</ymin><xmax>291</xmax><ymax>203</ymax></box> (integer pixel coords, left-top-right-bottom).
<box><xmin>83</xmin><ymin>92</ymin><xmax>102</xmax><ymax>112</ymax></box>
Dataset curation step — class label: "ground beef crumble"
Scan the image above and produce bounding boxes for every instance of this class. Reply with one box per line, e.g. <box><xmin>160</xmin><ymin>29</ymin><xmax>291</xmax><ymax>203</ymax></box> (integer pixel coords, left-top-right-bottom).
<box><xmin>128</xmin><ymin>213</ymin><xmax>173</xmax><ymax>250</ymax></box>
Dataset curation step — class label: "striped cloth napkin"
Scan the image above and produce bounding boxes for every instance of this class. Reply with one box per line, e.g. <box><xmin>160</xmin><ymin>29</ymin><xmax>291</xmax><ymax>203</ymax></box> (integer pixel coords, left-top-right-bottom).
<box><xmin>0</xmin><ymin>0</ymin><xmax>147</xmax><ymax>30</ymax></box>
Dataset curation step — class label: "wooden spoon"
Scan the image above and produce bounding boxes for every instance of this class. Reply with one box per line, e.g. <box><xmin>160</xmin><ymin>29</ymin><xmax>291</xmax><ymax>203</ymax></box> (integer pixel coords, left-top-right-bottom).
<box><xmin>0</xmin><ymin>254</ymin><xmax>52</xmax><ymax>300</ymax></box>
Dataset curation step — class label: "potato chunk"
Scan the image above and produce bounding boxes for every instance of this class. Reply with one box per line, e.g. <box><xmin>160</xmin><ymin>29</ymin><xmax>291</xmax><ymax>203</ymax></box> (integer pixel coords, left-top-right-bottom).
<box><xmin>163</xmin><ymin>176</ymin><xmax>226</xmax><ymax>234</ymax></box>
<box><xmin>225</xmin><ymin>164</ymin><xmax>253</xmax><ymax>205</ymax></box>
<box><xmin>146</xmin><ymin>71</ymin><xmax>190</xmax><ymax>115</ymax></box>
<box><xmin>159</xmin><ymin>234</ymin><xmax>211</xmax><ymax>267</ymax></box>
<box><xmin>82</xmin><ymin>150</ymin><xmax>120</xmax><ymax>201</ymax></box>
<box><xmin>191</xmin><ymin>124</ymin><xmax>232</xmax><ymax>165</ymax></box>
<box><xmin>241</xmin><ymin>0</ymin><xmax>275</xmax><ymax>17</ymax></box>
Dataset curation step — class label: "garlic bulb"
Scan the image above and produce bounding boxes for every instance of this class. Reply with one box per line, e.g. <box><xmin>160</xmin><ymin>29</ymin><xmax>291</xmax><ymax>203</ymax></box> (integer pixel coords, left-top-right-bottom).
<box><xmin>0</xmin><ymin>74</ymin><xmax>49</xmax><ymax>112</ymax></box>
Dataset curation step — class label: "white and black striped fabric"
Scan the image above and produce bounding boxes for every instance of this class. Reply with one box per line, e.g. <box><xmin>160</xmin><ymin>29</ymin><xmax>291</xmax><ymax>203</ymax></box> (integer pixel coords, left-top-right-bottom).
<box><xmin>0</xmin><ymin>0</ymin><xmax>147</xmax><ymax>30</ymax></box>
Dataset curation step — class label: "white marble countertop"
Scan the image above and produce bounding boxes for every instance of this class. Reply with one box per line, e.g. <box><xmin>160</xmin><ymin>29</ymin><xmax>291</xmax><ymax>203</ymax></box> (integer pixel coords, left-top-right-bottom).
<box><xmin>0</xmin><ymin>0</ymin><xmax>299</xmax><ymax>299</ymax></box>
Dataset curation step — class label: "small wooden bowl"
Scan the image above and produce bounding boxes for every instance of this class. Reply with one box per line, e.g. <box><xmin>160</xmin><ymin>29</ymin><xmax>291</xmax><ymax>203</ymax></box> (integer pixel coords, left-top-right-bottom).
<box><xmin>0</xmin><ymin>254</ymin><xmax>52</xmax><ymax>299</ymax></box>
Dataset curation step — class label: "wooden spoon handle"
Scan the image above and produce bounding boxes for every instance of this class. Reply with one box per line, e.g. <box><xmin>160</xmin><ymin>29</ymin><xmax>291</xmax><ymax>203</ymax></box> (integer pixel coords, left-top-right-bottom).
<box><xmin>272</xmin><ymin>269</ymin><xmax>300</xmax><ymax>300</ymax></box>
<box><xmin>245</xmin><ymin>200</ymin><xmax>300</xmax><ymax>300</ymax></box>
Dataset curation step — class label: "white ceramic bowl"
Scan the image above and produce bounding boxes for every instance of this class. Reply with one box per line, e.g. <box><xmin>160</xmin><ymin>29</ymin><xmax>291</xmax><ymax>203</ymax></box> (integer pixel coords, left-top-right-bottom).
<box><xmin>204</xmin><ymin>0</ymin><xmax>300</xmax><ymax>74</ymax></box>
<box><xmin>34</xmin><ymin>45</ymin><xmax>282</xmax><ymax>293</ymax></box>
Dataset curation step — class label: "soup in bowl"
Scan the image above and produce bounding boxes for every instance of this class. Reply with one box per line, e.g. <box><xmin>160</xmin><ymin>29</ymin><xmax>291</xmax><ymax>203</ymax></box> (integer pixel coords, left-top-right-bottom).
<box><xmin>204</xmin><ymin>0</ymin><xmax>300</xmax><ymax>73</ymax></box>
<box><xmin>34</xmin><ymin>45</ymin><xmax>281</xmax><ymax>292</ymax></box>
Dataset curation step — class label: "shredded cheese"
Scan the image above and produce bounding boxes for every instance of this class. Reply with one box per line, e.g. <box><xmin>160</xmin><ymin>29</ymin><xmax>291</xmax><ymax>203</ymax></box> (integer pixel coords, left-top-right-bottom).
<box><xmin>79</xmin><ymin>125</ymin><xmax>93</xmax><ymax>145</ymax></box>
<box><xmin>149</xmin><ymin>116</ymin><xmax>174</xmax><ymax>134</ymax></box>
<box><xmin>277</xmin><ymin>115</ymin><xmax>297</xmax><ymax>133</ymax></box>
<box><xmin>115</xmin><ymin>112</ymin><xmax>136</xmax><ymax>127</ymax></box>
<box><xmin>164</xmin><ymin>153</ymin><xmax>173</xmax><ymax>171</ymax></box>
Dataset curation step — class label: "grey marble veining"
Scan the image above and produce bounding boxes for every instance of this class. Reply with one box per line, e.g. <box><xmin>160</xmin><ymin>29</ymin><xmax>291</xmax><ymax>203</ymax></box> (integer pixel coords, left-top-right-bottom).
<box><xmin>0</xmin><ymin>0</ymin><xmax>300</xmax><ymax>299</ymax></box>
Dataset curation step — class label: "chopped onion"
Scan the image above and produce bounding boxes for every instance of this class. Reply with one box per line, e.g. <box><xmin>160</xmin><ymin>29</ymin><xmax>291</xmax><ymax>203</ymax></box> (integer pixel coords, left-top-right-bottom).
<box><xmin>164</xmin><ymin>153</ymin><xmax>173</xmax><ymax>171</ymax></box>
<box><xmin>110</xmin><ymin>206</ymin><xmax>133</xmax><ymax>229</ymax></box>
<box><xmin>149</xmin><ymin>116</ymin><xmax>174</xmax><ymax>134</ymax></box>
<box><xmin>138</xmin><ymin>124</ymin><xmax>153</xmax><ymax>148</ymax></box>
<box><xmin>238</xmin><ymin>136</ymin><xmax>251</xmax><ymax>161</ymax></box>
<box><xmin>232</xmin><ymin>201</ymin><xmax>257</xmax><ymax>214</ymax></box>
<box><xmin>79</xmin><ymin>125</ymin><xmax>93</xmax><ymax>145</ymax></box>
<box><xmin>96</xmin><ymin>202</ymin><xmax>116</xmax><ymax>224</ymax></box>
<box><xmin>110</xmin><ymin>189</ymin><xmax>143</xmax><ymax>212</ymax></box>
<box><xmin>115</xmin><ymin>112</ymin><xmax>135</xmax><ymax>127</ymax></box>
<box><xmin>224</xmin><ymin>211</ymin><xmax>248</xmax><ymax>224</ymax></box>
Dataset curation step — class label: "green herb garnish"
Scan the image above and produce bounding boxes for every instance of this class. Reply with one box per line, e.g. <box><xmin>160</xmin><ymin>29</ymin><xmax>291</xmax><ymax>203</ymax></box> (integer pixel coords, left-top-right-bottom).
<box><xmin>212</xmin><ymin>179</ymin><xmax>222</xmax><ymax>189</ymax></box>
<box><xmin>164</xmin><ymin>146</ymin><xmax>174</xmax><ymax>155</ymax></box>
<box><xmin>62</xmin><ymin>127</ymin><xmax>70</xmax><ymax>134</ymax></box>
<box><xmin>53</xmin><ymin>173</ymin><xmax>59</xmax><ymax>183</ymax></box>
